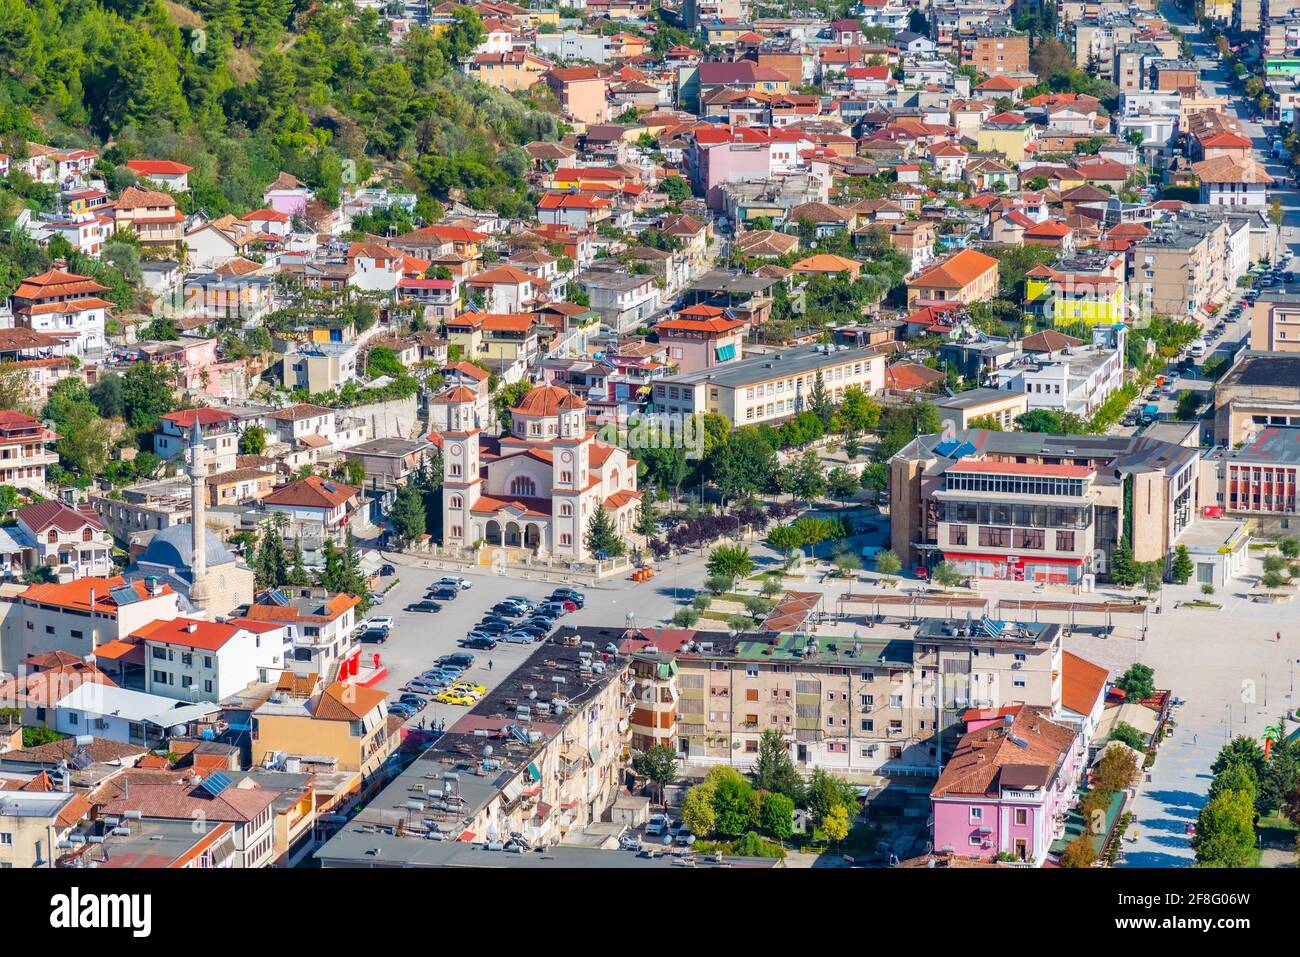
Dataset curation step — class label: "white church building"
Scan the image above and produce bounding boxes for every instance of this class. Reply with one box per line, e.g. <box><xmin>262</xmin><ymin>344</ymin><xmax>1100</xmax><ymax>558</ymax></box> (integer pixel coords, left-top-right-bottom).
<box><xmin>441</xmin><ymin>384</ymin><xmax>641</xmax><ymax>559</ymax></box>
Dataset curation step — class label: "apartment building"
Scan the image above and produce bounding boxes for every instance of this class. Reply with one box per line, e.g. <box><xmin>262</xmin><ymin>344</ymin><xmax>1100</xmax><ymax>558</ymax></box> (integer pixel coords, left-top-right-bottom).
<box><xmin>930</xmin><ymin>705</ymin><xmax>1083</xmax><ymax>865</ymax></box>
<box><xmin>652</xmin><ymin>343</ymin><xmax>885</xmax><ymax>426</ymax></box>
<box><xmin>252</xmin><ymin>680</ymin><xmax>395</xmax><ymax>776</ymax></box>
<box><xmin>1212</xmin><ymin>351</ymin><xmax>1300</xmax><ymax>445</ymax></box>
<box><xmin>238</xmin><ymin>589</ymin><xmax>361</xmax><ymax>676</ymax></box>
<box><xmin>992</xmin><ymin>324</ymin><xmax>1127</xmax><ymax>419</ymax></box>
<box><xmin>137</xmin><ymin>617</ymin><xmax>287</xmax><ymax>703</ymax></box>
<box><xmin>960</xmin><ymin>32</ymin><xmax>1030</xmax><ymax>74</ymax></box>
<box><xmin>579</xmin><ymin>268</ymin><xmax>661</xmax><ymax>333</ymax></box>
<box><xmin>96</xmin><ymin>776</ymin><xmax>277</xmax><ymax>868</ymax></box>
<box><xmin>0</xmin><ymin>789</ymin><xmax>91</xmax><ymax>868</ymax></box>
<box><xmin>889</xmin><ymin>429</ymin><xmax>1200</xmax><ymax>581</ymax></box>
<box><xmin>1249</xmin><ymin>291</ymin><xmax>1300</xmax><ymax>352</ymax></box>
<box><xmin>0</xmin><ymin>410</ymin><xmax>59</xmax><ymax>494</ymax></box>
<box><xmin>604</xmin><ymin>612</ymin><xmax>1065</xmax><ymax>778</ymax></box>
<box><xmin>316</xmin><ymin>636</ymin><xmax>632</xmax><ymax>860</ymax></box>
<box><xmin>1023</xmin><ymin>254</ymin><xmax>1128</xmax><ymax>327</ymax></box>
<box><xmin>1131</xmin><ymin>217</ymin><xmax>1231</xmax><ymax>324</ymax></box>
<box><xmin>1073</xmin><ymin>17</ymin><xmax>1142</xmax><ymax>81</ymax></box>
<box><xmin>278</xmin><ymin>340</ymin><xmax>360</xmax><ymax>394</ymax></box>
<box><xmin>1234</xmin><ymin>0</ymin><xmax>1261</xmax><ymax>32</ymax></box>
<box><xmin>13</xmin><ymin>576</ymin><xmax>181</xmax><ymax>664</ymax></box>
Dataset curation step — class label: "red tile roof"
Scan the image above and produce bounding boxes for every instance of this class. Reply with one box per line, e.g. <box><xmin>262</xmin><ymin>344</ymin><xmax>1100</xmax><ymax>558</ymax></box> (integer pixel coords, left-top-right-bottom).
<box><xmin>911</xmin><ymin>248</ymin><xmax>998</xmax><ymax>290</ymax></box>
<box><xmin>126</xmin><ymin>160</ymin><xmax>193</xmax><ymax>175</ymax></box>
<box><xmin>16</xmin><ymin>500</ymin><xmax>105</xmax><ymax>534</ymax></box>
<box><xmin>132</xmin><ymin>617</ymin><xmax>248</xmax><ymax>652</ymax></box>
<box><xmin>1061</xmin><ymin>652</ymin><xmax>1109</xmax><ymax>716</ymax></box>
<box><xmin>263</xmin><ymin>475</ymin><xmax>358</xmax><ymax>509</ymax></box>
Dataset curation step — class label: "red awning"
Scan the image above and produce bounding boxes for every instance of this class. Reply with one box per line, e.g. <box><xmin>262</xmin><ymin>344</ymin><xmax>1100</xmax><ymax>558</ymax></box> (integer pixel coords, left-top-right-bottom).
<box><xmin>943</xmin><ymin>551</ymin><xmax>1083</xmax><ymax>566</ymax></box>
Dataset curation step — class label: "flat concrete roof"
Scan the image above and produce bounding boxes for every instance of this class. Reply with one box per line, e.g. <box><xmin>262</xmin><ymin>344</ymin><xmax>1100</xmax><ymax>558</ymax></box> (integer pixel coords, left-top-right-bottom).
<box><xmin>1176</xmin><ymin>517</ymin><xmax>1249</xmax><ymax>554</ymax></box>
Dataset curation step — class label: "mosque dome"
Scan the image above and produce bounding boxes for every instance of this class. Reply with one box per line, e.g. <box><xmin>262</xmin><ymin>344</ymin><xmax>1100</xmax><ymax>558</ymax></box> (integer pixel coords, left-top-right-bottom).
<box><xmin>141</xmin><ymin>525</ymin><xmax>236</xmax><ymax>571</ymax></box>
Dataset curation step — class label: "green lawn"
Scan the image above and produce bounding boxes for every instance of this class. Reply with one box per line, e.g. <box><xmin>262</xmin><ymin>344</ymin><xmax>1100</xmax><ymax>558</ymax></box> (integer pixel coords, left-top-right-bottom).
<box><xmin>1257</xmin><ymin>813</ymin><xmax>1298</xmax><ymax>850</ymax></box>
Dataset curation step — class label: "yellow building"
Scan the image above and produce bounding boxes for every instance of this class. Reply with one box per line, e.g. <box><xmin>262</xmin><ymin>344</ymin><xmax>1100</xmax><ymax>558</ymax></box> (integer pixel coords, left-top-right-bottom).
<box><xmin>1025</xmin><ymin>264</ymin><xmax>1127</xmax><ymax>327</ymax></box>
<box><xmin>252</xmin><ymin>680</ymin><xmax>396</xmax><ymax>777</ymax></box>
<box><xmin>975</xmin><ymin>124</ymin><xmax>1034</xmax><ymax>164</ymax></box>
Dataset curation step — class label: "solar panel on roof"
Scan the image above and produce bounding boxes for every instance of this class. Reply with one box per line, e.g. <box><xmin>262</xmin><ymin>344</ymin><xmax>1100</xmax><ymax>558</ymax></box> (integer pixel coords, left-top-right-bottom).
<box><xmin>199</xmin><ymin>771</ymin><xmax>233</xmax><ymax>796</ymax></box>
<box><xmin>935</xmin><ymin>439</ymin><xmax>977</xmax><ymax>459</ymax></box>
<box><xmin>110</xmin><ymin>585</ymin><xmax>141</xmax><ymax>606</ymax></box>
<box><xmin>265</xmin><ymin>588</ymin><xmax>289</xmax><ymax>606</ymax></box>
<box><xmin>69</xmin><ymin>747</ymin><xmax>93</xmax><ymax>770</ymax></box>
<box><xmin>322</xmin><ymin>481</ymin><xmax>337</xmax><ymax>493</ymax></box>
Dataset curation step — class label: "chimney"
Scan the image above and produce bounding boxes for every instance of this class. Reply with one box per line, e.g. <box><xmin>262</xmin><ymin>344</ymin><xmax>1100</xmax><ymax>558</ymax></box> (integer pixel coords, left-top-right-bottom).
<box><xmin>185</xmin><ymin>622</ymin><xmax>198</xmax><ymax>633</ymax></box>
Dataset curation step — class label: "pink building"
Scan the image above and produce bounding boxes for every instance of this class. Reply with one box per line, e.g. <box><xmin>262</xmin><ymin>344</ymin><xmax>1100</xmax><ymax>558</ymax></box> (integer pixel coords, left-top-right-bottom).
<box><xmin>263</xmin><ymin>172</ymin><xmax>311</xmax><ymax>217</ymax></box>
<box><xmin>545</xmin><ymin>68</ymin><xmax>610</xmax><ymax>126</ymax></box>
<box><xmin>930</xmin><ymin>705</ymin><xmax>1084</xmax><ymax>866</ymax></box>
<box><xmin>653</xmin><ymin>313</ymin><xmax>744</xmax><ymax>374</ymax></box>
<box><xmin>690</xmin><ymin>126</ymin><xmax>773</xmax><ymax>210</ymax></box>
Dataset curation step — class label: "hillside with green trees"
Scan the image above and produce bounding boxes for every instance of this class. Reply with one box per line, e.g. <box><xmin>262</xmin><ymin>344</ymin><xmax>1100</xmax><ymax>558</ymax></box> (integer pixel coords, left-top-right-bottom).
<box><xmin>0</xmin><ymin>0</ymin><xmax>564</xmax><ymax>292</ymax></box>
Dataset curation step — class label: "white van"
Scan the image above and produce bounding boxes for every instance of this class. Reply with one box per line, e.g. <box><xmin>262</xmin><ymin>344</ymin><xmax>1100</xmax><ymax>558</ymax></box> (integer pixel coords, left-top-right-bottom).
<box><xmin>1189</xmin><ymin>339</ymin><xmax>1207</xmax><ymax>358</ymax></box>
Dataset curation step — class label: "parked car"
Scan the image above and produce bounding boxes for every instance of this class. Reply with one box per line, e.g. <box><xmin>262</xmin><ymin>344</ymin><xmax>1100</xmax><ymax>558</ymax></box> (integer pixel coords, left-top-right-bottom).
<box><xmin>367</xmin><ymin>616</ymin><xmax>394</xmax><ymax>630</ymax></box>
<box><xmin>491</xmin><ymin>602</ymin><xmax>525</xmax><ymax>617</ymax></box>
<box><xmin>389</xmin><ymin>703</ymin><xmax>417</xmax><ymax>719</ymax></box>
<box><xmin>435</xmin><ymin>691</ymin><xmax>476</xmax><ymax>706</ymax></box>
<box><xmin>645</xmin><ymin>815</ymin><xmax>669</xmax><ymax>837</ymax></box>
<box><xmin>435</xmin><ymin>576</ymin><xmax>471</xmax><ymax>590</ymax></box>
<box><xmin>450</xmin><ymin>680</ymin><xmax>487</xmax><ymax>696</ymax></box>
<box><xmin>551</xmin><ymin>588</ymin><xmax>585</xmax><ymax>607</ymax></box>
<box><xmin>358</xmin><ymin>627</ymin><xmax>389</xmax><ymax>644</ymax></box>
<box><xmin>439</xmin><ymin>653</ymin><xmax>475</xmax><ymax>666</ymax></box>
<box><xmin>460</xmin><ymin>636</ymin><xmax>498</xmax><ymax>650</ymax></box>
<box><xmin>476</xmin><ymin>621</ymin><xmax>509</xmax><ymax>635</ymax></box>
<box><xmin>398</xmin><ymin>694</ymin><xmax>428</xmax><ymax>710</ymax></box>
<box><xmin>619</xmin><ymin>834</ymin><xmax>642</xmax><ymax>852</ymax></box>
<box><xmin>405</xmin><ymin>600</ymin><xmax>442</xmax><ymax>613</ymax></box>
<box><xmin>427</xmin><ymin>587</ymin><xmax>459</xmax><ymax>601</ymax></box>
<box><xmin>380</xmin><ymin>564</ymin><xmax>396</xmax><ymax>576</ymax></box>
<box><xmin>422</xmin><ymin>669</ymin><xmax>462</xmax><ymax>683</ymax></box>
<box><xmin>538</xmin><ymin>601</ymin><xmax>574</xmax><ymax>617</ymax></box>
<box><xmin>502</xmin><ymin>631</ymin><xmax>533</xmax><ymax>644</ymax></box>
<box><xmin>524</xmin><ymin>617</ymin><xmax>555</xmax><ymax>631</ymax></box>
<box><xmin>676</xmin><ymin>828</ymin><xmax>696</xmax><ymax>847</ymax></box>
<box><xmin>405</xmin><ymin>679</ymin><xmax>442</xmax><ymax>695</ymax></box>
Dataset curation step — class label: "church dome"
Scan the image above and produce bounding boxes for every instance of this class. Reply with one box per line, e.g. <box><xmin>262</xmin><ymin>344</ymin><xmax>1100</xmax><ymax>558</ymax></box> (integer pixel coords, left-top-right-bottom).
<box><xmin>510</xmin><ymin>384</ymin><xmax>586</xmax><ymax>416</ymax></box>
<box><xmin>141</xmin><ymin>525</ymin><xmax>236</xmax><ymax>571</ymax></box>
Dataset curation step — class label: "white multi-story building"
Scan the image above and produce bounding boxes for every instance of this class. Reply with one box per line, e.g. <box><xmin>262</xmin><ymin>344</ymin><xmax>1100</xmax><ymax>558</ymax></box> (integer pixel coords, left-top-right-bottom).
<box><xmin>13</xmin><ymin>500</ymin><xmax>113</xmax><ymax>580</ymax></box>
<box><xmin>993</xmin><ymin>324</ymin><xmax>1128</xmax><ymax>419</ymax></box>
<box><xmin>138</xmin><ymin>616</ymin><xmax>287</xmax><ymax>702</ymax></box>
<box><xmin>239</xmin><ymin>590</ymin><xmax>362</xmax><ymax>676</ymax></box>
<box><xmin>15</xmin><ymin>575</ymin><xmax>181</xmax><ymax>662</ymax></box>
<box><xmin>0</xmin><ymin>409</ymin><xmax>59</xmax><ymax>494</ymax></box>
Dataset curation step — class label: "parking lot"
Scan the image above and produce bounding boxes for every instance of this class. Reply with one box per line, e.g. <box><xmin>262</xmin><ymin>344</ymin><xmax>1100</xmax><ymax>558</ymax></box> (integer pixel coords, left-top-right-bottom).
<box><xmin>358</xmin><ymin>552</ymin><xmax>721</xmax><ymax>732</ymax></box>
